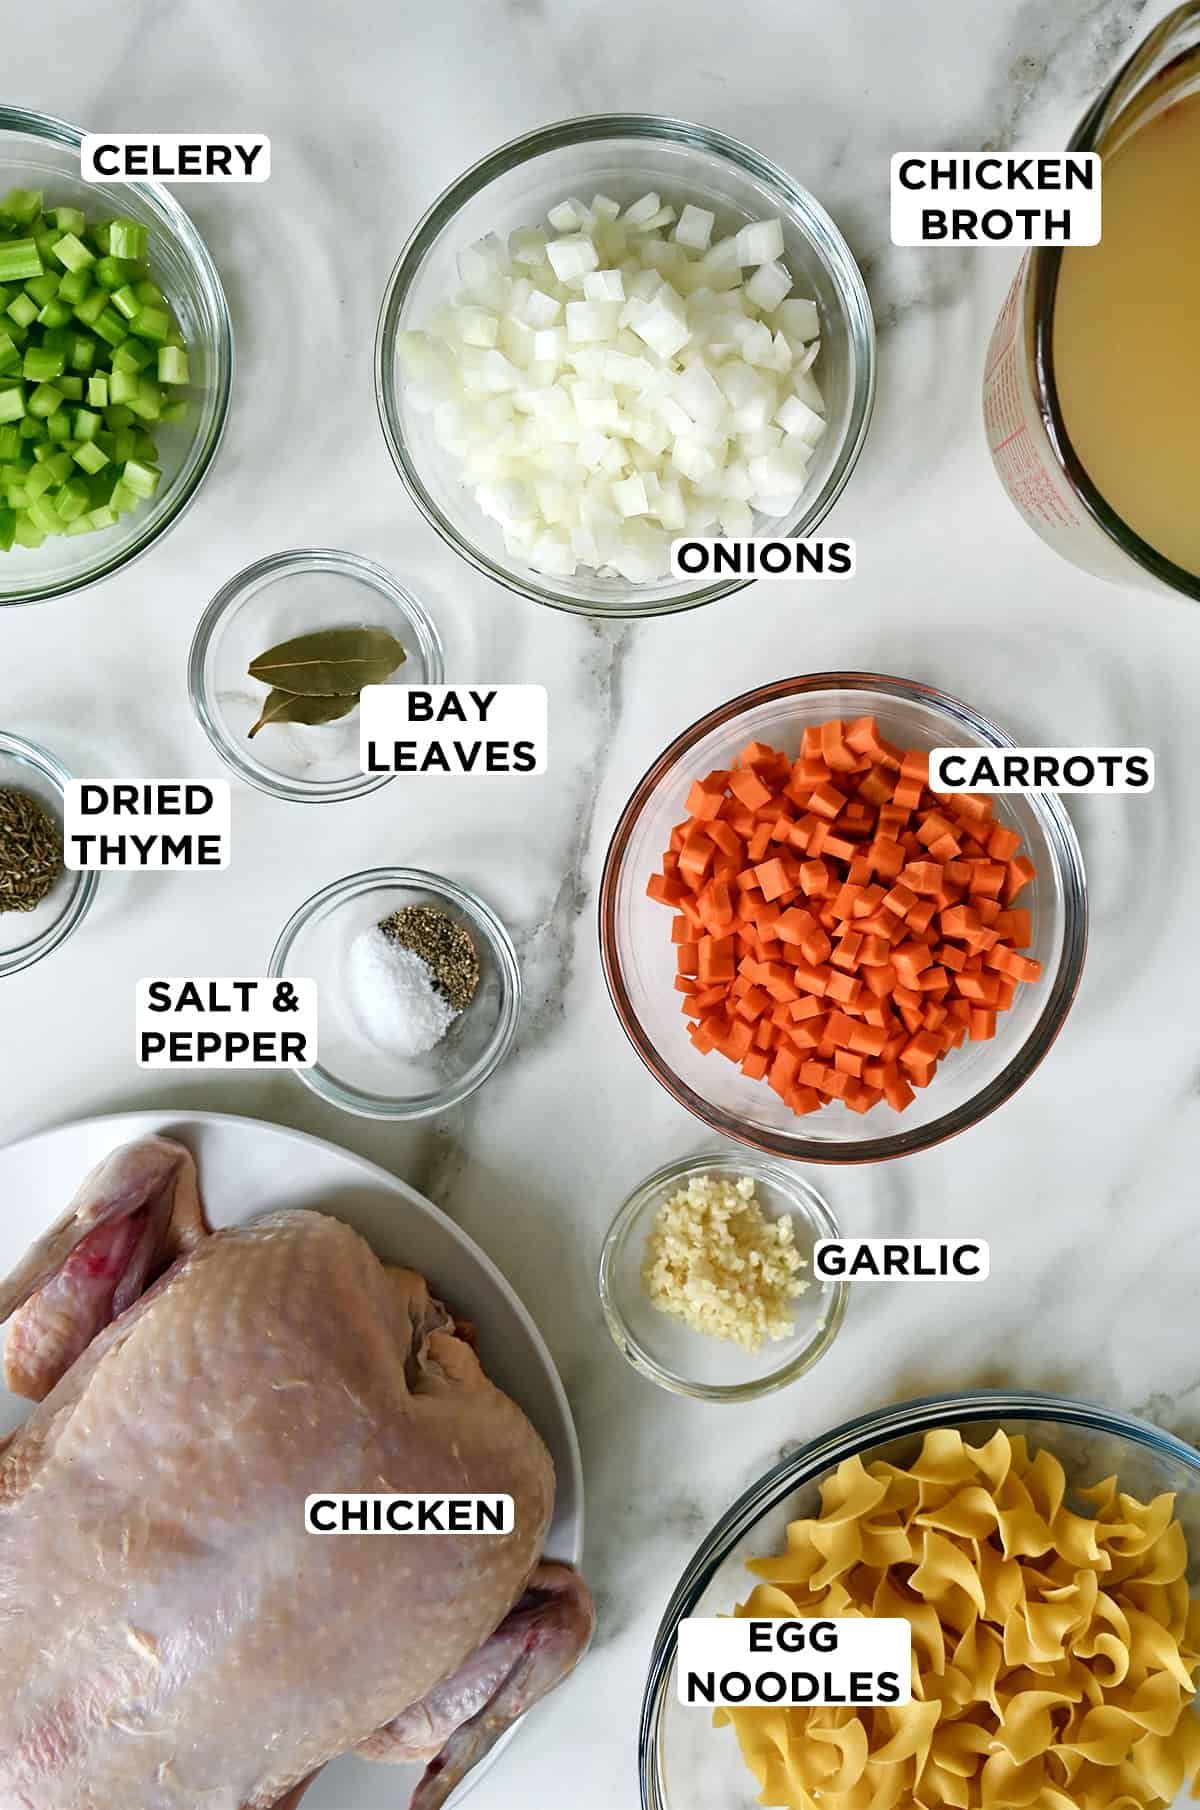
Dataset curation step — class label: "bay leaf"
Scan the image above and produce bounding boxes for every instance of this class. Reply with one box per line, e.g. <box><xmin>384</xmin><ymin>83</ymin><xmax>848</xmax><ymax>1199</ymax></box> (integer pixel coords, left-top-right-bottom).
<box><xmin>247</xmin><ymin>625</ymin><xmax>407</xmax><ymax>696</ymax></box>
<box><xmin>248</xmin><ymin>689</ymin><xmax>359</xmax><ymax>739</ymax></box>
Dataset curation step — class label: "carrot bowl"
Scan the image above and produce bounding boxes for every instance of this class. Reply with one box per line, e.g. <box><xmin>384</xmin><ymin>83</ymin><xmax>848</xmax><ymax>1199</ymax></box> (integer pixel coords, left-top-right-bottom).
<box><xmin>599</xmin><ymin>674</ymin><xmax>1087</xmax><ymax>1163</ymax></box>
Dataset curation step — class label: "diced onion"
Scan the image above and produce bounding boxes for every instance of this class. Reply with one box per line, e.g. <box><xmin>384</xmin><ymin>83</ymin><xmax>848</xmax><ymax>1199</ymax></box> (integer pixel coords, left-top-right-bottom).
<box><xmin>399</xmin><ymin>192</ymin><xmax>827</xmax><ymax>587</ymax></box>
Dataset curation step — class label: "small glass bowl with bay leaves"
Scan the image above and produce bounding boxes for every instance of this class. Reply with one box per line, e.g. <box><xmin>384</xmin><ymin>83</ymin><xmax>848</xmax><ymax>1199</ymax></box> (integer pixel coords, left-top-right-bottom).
<box><xmin>188</xmin><ymin>548</ymin><xmax>444</xmax><ymax>803</ymax></box>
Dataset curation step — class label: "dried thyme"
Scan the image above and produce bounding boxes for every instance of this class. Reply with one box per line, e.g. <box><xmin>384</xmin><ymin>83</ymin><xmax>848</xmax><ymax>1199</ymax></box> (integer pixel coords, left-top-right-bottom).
<box><xmin>379</xmin><ymin>906</ymin><xmax>480</xmax><ymax>1012</ymax></box>
<box><xmin>0</xmin><ymin>787</ymin><xmax>61</xmax><ymax>913</ymax></box>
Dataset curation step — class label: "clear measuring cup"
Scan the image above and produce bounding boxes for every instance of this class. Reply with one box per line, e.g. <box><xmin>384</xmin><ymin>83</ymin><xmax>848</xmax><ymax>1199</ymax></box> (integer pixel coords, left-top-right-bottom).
<box><xmin>983</xmin><ymin>3</ymin><xmax>1200</xmax><ymax>599</ymax></box>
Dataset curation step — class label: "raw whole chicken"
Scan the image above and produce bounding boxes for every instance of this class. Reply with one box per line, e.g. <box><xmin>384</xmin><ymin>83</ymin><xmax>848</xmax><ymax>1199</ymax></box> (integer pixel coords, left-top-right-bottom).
<box><xmin>0</xmin><ymin>1135</ymin><xmax>594</xmax><ymax>1810</ymax></box>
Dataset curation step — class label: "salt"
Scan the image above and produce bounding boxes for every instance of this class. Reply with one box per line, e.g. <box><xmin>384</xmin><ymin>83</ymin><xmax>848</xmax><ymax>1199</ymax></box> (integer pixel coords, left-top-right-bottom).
<box><xmin>347</xmin><ymin>925</ymin><xmax>457</xmax><ymax>1057</ymax></box>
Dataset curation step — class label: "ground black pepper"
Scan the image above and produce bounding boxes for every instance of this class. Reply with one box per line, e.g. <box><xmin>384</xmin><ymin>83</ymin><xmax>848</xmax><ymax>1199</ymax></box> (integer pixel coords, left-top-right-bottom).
<box><xmin>0</xmin><ymin>787</ymin><xmax>61</xmax><ymax>913</ymax></box>
<box><xmin>378</xmin><ymin>905</ymin><xmax>480</xmax><ymax>1013</ymax></box>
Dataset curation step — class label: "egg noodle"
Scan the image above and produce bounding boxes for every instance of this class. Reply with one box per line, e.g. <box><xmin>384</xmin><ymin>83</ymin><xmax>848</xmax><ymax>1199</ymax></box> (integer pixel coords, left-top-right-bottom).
<box><xmin>719</xmin><ymin>1428</ymin><xmax>1200</xmax><ymax>1809</ymax></box>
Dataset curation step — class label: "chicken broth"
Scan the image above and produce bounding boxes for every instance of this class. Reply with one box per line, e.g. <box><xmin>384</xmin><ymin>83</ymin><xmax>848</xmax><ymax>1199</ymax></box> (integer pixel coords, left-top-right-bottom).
<box><xmin>1052</xmin><ymin>79</ymin><xmax>1200</xmax><ymax>576</ymax></box>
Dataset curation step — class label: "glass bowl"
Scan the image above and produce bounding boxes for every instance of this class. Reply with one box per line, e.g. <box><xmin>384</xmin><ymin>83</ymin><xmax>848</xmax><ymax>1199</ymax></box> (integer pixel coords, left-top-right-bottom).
<box><xmin>0</xmin><ymin>731</ymin><xmax>97</xmax><ymax>974</ymax></box>
<box><xmin>376</xmin><ymin>113</ymin><xmax>875</xmax><ymax>618</ymax></box>
<box><xmin>598</xmin><ymin>1149</ymin><xmax>847</xmax><ymax>1402</ymax></box>
<box><xmin>600</xmin><ymin>673</ymin><xmax>1087</xmax><ymax>1163</ymax></box>
<box><xmin>0</xmin><ymin>105</ymin><xmax>232</xmax><ymax>608</ymax></box>
<box><xmin>639</xmin><ymin>1389</ymin><xmax>1200</xmax><ymax>1810</ymax></box>
<box><xmin>188</xmin><ymin>548</ymin><xmax>445</xmax><ymax>803</ymax></box>
<box><xmin>269</xmin><ymin>866</ymin><xmax>521</xmax><ymax>1119</ymax></box>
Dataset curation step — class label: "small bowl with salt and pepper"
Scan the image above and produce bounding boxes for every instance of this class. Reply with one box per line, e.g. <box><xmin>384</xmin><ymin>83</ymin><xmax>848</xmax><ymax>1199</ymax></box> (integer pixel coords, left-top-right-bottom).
<box><xmin>0</xmin><ymin>731</ymin><xmax>98</xmax><ymax>977</ymax></box>
<box><xmin>269</xmin><ymin>866</ymin><xmax>521</xmax><ymax>1119</ymax></box>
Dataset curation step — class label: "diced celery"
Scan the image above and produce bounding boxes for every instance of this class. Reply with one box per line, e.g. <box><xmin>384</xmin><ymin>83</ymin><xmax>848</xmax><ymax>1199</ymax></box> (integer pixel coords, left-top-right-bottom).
<box><xmin>157</xmin><ymin>345</ymin><xmax>189</xmax><ymax>385</ymax></box>
<box><xmin>22</xmin><ymin>344</ymin><xmax>65</xmax><ymax>382</ymax></box>
<box><xmin>93</xmin><ymin>254</ymin><xmax>137</xmax><ymax>291</ymax></box>
<box><xmin>54</xmin><ymin>476</ymin><xmax>90</xmax><ymax>520</ymax></box>
<box><xmin>108</xmin><ymin>219</ymin><xmax>147</xmax><ymax>261</ymax></box>
<box><xmin>92</xmin><ymin>307</ymin><xmax>128</xmax><ymax>347</ymax></box>
<box><xmin>25</xmin><ymin>462</ymin><xmax>55</xmax><ymax>499</ymax></box>
<box><xmin>57</xmin><ymin>268</ymin><xmax>91</xmax><ymax>306</ymax></box>
<box><xmin>40</xmin><ymin>449</ymin><xmax>72</xmax><ymax>484</ymax></box>
<box><xmin>109</xmin><ymin>368</ymin><xmax>139</xmax><ymax>405</ymax></box>
<box><xmin>72</xmin><ymin>440</ymin><xmax>109</xmax><ymax>474</ymax></box>
<box><xmin>2</xmin><ymin>188</ymin><xmax>43</xmax><ymax>224</ymax></box>
<box><xmin>26</xmin><ymin>381</ymin><xmax>63</xmax><ymax>418</ymax></box>
<box><xmin>122</xmin><ymin>457</ymin><xmax>160</xmax><ymax>498</ymax></box>
<box><xmin>0</xmin><ymin>239</ymin><xmax>43</xmax><ymax>283</ymax></box>
<box><xmin>131</xmin><ymin>305</ymin><xmax>170</xmax><ymax>343</ymax></box>
<box><xmin>27</xmin><ymin>493</ymin><xmax>61</xmax><ymax>533</ymax></box>
<box><xmin>23</xmin><ymin>272</ymin><xmax>60</xmax><ymax>307</ymax></box>
<box><xmin>52</xmin><ymin>232</ymin><xmax>94</xmax><ymax>273</ymax></box>
<box><xmin>6</xmin><ymin>292</ymin><xmax>37</xmax><ymax>329</ymax></box>
<box><xmin>72</xmin><ymin>289</ymin><xmax>107</xmax><ymax>326</ymax></box>
<box><xmin>112</xmin><ymin>337</ymin><xmax>155</xmax><ymax>372</ymax></box>
<box><xmin>130</xmin><ymin>378</ymin><xmax>161</xmax><ymax>421</ymax></box>
<box><xmin>37</xmin><ymin>298</ymin><xmax>72</xmax><ymax>329</ymax></box>
<box><xmin>0</xmin><ymin>195</ymin><xmax>189</xmax><ymax>552</ymax></box>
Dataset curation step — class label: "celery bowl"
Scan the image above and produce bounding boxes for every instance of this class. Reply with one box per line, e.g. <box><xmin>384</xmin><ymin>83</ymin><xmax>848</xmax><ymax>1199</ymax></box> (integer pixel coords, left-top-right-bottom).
<box><xmin>0</xmin><ymin>106</ymin><xmax>232</xmax><ymax>608</ymax></box>
<box><xmin>376</xmin><ymin>114</ymin><xmax>875</xmax><ymax>618</ymax></box>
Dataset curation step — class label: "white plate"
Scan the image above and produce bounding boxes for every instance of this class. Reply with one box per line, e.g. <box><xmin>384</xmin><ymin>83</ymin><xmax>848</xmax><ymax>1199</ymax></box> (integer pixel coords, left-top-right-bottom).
<box><xmin>0</xmin><ymin>1109</ymin><xmax>584</xmax><ymax>1810</ymax></box>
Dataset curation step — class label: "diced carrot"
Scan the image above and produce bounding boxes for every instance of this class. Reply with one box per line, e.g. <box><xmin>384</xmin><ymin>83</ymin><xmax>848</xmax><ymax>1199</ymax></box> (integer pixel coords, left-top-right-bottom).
<box><xmin>987</xmin><ymin>822</ymin><xmax>1021</xmax><ymax>862</ymax></box>
<box><xmin>706</xmin><ymin>819</ymin><xmax>744</xmax><ymax>860</ymax></box>
<box><xmin>800</xmin><ymin>860</ymin><xmax>830</xmax><ymax>897</ymax></box>
<box><xmin>809</xmin><ymin>782</ymin><xmax>847</xmax><ymax>821</ymax></box>
<box><xmin>821</xmin><ymin>719</ymin><xmax>860</xmax><ymax>773</ymax></box>
<box><xmin>687</xmin><ymin>772</ymin><xmax>731</xmax><ymax>820</ymax></box>
<box><xmin>753</xmin><ymin>857</ymin><xmax>790</xmax><ymax>902</ymax></box>
<box><xmin>729</xmin><ymin>767</ymin><xmax>774</xmax><ymax>811</ymax></box>
<box><xmin>647</xmin><ymin>871</ymin><xmax>686</xmax><ymax>906</ymax></box>
<box><xmin>1004</xmin><ymin>856</ymin><xmax>1037</xmax><ymax>903</ymax></box>
<box><xmin>883</xmin><ymin>1067</ymin><xmax>915</xmax><ymax>1112</ymax></box>
<box><xmin>655</xmin><ymin>722</ymin><xmax>1041</xmax><ymax>1123</ymax></box>
<box><xmin>747</xmin><ymin>823</ymin><xmax>773</xmax><ymax>862</ymax></box>
<box><xmin>882</xmin><ymin>881</ymin><xmax>917</xmax><ymax>918</ymax></box>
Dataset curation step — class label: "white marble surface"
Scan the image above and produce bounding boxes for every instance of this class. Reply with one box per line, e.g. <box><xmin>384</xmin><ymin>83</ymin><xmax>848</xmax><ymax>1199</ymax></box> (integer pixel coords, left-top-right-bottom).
<box><xmin>4</xmin><ymin>2</ymin><xmax>1200</xmax><ymax>1806</ymax></box>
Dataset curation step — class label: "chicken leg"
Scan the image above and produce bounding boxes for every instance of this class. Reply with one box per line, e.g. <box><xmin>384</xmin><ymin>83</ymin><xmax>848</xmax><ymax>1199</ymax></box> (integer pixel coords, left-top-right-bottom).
<box><xmin>357</xmin><ymin>1562</ymin><xmax>596</xmax><ymax>1809</ymax></box>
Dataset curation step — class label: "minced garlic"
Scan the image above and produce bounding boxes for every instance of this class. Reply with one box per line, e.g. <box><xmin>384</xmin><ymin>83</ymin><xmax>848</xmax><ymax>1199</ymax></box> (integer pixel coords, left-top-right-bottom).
<box><xmin>641</xmin><ymin>1173</ymin><xmax>809</xmax><ymax>1352</ymax></box>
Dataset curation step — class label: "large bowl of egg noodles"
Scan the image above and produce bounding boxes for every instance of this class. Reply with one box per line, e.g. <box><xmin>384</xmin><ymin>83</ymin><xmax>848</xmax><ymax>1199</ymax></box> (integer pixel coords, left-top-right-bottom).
<box><xmin>640</xmin><ymin>1390</ymin><xmax>1200</xmax><ymax>1810</ymax></box>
